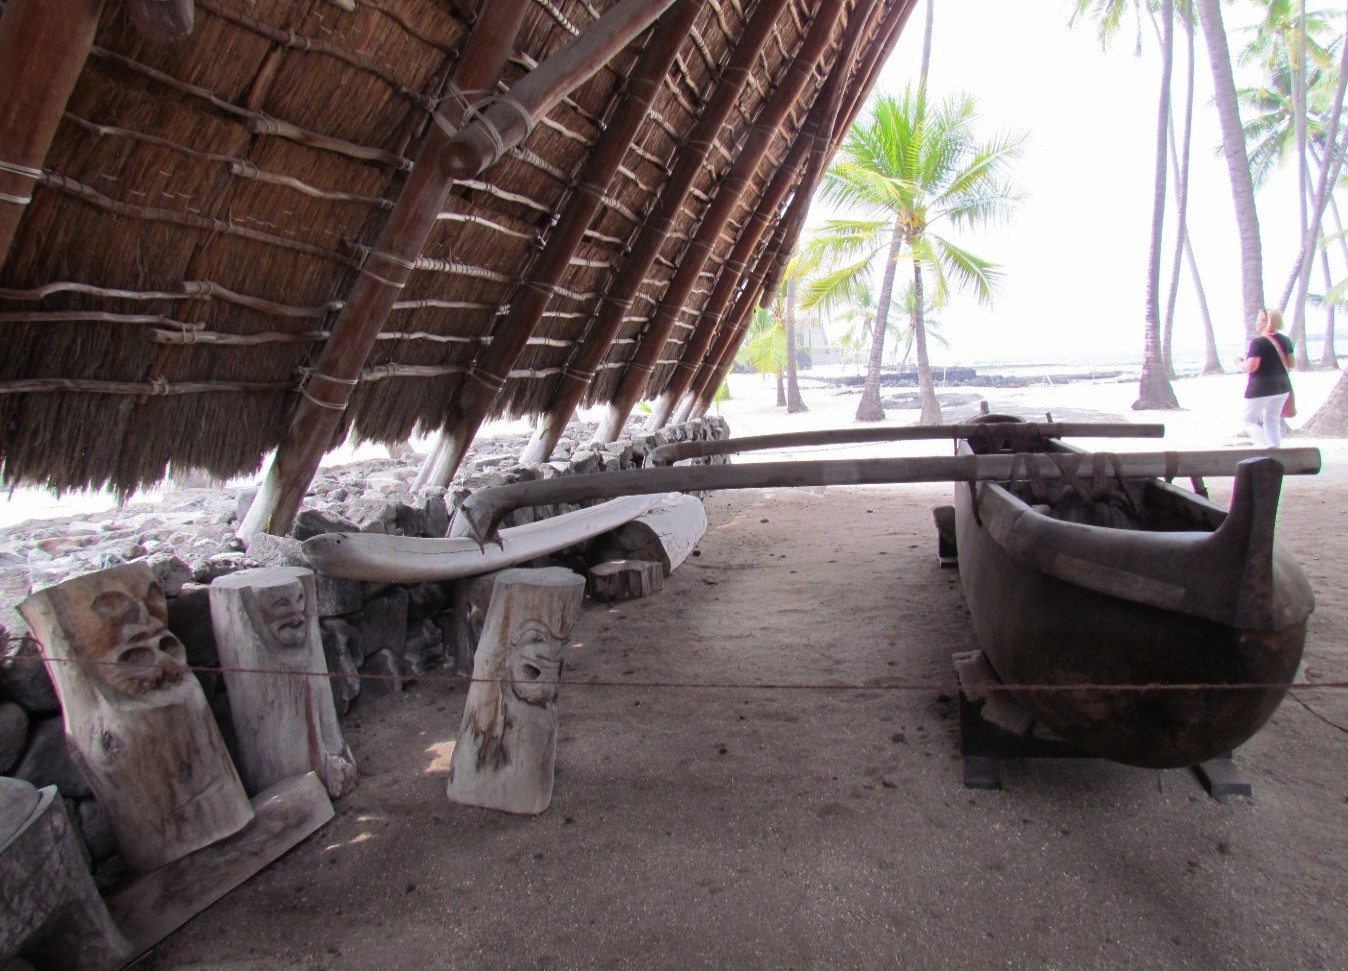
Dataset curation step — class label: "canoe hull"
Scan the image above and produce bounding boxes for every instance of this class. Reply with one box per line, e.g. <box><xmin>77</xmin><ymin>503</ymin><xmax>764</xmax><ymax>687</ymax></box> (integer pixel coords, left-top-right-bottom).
<box><xmin>952</xmin><ymin>450</ymin><xmax>1310</xmax><ymax>768</ymax></box>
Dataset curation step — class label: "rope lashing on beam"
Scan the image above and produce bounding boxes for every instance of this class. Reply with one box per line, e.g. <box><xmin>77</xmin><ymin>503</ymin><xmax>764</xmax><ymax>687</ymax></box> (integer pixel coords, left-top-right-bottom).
<box><xmin>0</xmin><ymin>159</ymin><xmax>44</xmax><ymax>205</ymax></box>
<box><xmin>297</xmin><ymin>368</ymin><xmax>359</xmax><ymax>411</ymax></box>
<box><xmin>465</xmin><ymin>369</ymin><xmax>508</xmax><ymax>394</ymax></box>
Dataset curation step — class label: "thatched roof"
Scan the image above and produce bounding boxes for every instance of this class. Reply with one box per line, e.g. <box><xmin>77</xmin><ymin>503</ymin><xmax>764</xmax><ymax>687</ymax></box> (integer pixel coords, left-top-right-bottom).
<box><xmin>0</xmin><ymin>0</ymin><xmax>910</xmax><ymax>507</ymax></box>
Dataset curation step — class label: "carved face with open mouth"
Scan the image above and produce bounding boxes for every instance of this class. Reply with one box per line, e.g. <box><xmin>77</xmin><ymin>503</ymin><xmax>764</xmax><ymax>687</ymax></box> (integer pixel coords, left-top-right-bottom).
<box><xmin>81</xmin><ymin>571</ymin><xmax>189</xmax><ymax>698</ymax></box>
<box><xmin>253</xmin><ymin>580</ymin><xmax>309</xmax><ymax>650</ymax></box>
<box><xmin>509</xmin><ymin>620</ymin><xmax>564</xmax><ymax>706</ymax></box>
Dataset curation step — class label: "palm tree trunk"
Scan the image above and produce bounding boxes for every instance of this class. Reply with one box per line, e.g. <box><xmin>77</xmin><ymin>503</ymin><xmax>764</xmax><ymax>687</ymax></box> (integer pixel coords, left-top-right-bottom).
<box><xmin>855</xmin><ymin>225</ymin><xmax>903</xmax><ymax>422</ymax></box>
<box><xmin>1319</xmin><ymin>246</ymin><xmax>1338</xmax><ymax>368</ymax></box>
<box><xmin>1289</xmin><ymin>0</ymin><xmax>1311</xmax><ymax>365</ymax></box>
<box><xmin>776</xmin><ymin>371</ymin><xmax>786</xmax><ymax>407</ymax></box>
<box><xmin>1195</xmin><ymin>0</ymin><xmax>1265</xmax><ymax>338</ymax></box>
<box><xmin>1186</xmin><ymin>232</ymin><xmax>1223</xmax><ymax>373</ymax></box>
<box><xmin>1157</xmin><ymin>0</ymin><xmax>1195</xmax><ymax>379</ymax></box>
<box><xmin>784</xmin><ymin>277</ymin><xmax>807</xmax><ymax>412</ymax></box>
<box><xmin>1137</xmin><ymin>0</ymin><xmax>1180</xmax><ymax>411</ymax></box>
<box><xmin>912</xmin><ymin>259</ymin><xmax>942</xmax><ymax>424</ymax></box>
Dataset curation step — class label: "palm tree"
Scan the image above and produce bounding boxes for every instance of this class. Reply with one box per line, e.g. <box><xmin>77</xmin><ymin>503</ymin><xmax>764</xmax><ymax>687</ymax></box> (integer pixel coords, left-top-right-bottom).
<box><xmin>1195</xmin><ymin>0</ymin><xmax>1267</xmax><ymax>338</ymax></box>
<box><xmin>736</xmin><ymin>305</ymin><xmax>788</xmax><ymax>407</ymax></box>
<box><xmin>1070</xmin><ymin>0</ymin><xmax>1179</xmax><ymax>408</ymax></box>
<box><xmin>803</xmin><ymin>88</ymin><xmax>1021</xmax><ymax>424</ymax></box>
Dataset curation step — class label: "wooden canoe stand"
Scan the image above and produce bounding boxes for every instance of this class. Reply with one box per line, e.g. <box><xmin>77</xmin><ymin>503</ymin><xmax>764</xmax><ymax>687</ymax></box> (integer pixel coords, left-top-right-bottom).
<box><xmin>953</xmin><ymin>658</ymin><xmax>1254</xmax><ymax>801</ymax></box>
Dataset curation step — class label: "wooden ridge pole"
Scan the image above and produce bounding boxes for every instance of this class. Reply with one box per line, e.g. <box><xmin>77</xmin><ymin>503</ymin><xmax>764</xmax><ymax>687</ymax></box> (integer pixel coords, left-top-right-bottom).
<box><xmin>0</xmin><ymin>0</ymin><xmax>107</xmax><ymax>270</ymax></box>
<box><xmin>516</xmin><ymin>0</ymin><xmax>794</xmax><ymax>467</ymax></box>
<box><xmin>413</xmin><ymin>0</ymin><xmax>702</xmax><ymax>490</ymax></box>
<box><xmin>684</xmin><ymin>0</ymin><xmax>919</xmax><ymax>418</ymax></box>
<box><xmin>240</xmin><ymin>0</ymin><xmax>673</xmax><ymax>539</ymax></box>
<box><xmin>459</xmin><ymin>448</ymin><xmax>1324</xmax><ymax>546</ymax></box>
<box><xmin>643</xmin><ymin>0</ymin><xmax>882</xmax><ymax>430</ymax></box>
<box><xmin>591</xmin><ymin>1</ymin><xmax>849</xmax><ymax>444</ymax></box>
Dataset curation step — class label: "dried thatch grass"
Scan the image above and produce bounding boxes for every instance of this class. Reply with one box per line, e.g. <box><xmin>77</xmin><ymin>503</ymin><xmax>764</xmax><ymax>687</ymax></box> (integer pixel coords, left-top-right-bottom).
<box><xmin>1</xmin><ymin>0</ymin><xmax>896</xmax><ymax>495</ymax></box>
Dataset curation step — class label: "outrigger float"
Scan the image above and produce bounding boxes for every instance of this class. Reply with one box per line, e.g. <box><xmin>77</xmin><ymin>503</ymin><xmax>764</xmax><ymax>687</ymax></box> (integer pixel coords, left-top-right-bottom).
<box><xmin>307</xmin><ymin>421</ymin><xmax>1319</xmax><ymax>771</ymax></box>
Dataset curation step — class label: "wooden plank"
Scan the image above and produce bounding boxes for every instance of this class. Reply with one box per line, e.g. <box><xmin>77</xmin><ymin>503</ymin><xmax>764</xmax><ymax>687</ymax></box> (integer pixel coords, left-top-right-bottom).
<box><xmin>106</xmin><ymin>772</ymin><xmax>334</xmax><ymax>958</ymax></box>
<box><xmin>458</xmin><ymin>448</ymin><xmax>1323</xmax><ymax>545</ymax></box>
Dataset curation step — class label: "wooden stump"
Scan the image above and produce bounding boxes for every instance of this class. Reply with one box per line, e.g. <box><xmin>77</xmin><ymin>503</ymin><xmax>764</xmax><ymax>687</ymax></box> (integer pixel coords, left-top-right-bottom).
<box><xmin>446</xmin><ymin>568</ymin><xmax>585</xmax><ymax>815</ymax></box>
<box><xmin>209</xmin><ymin>567</ymin><xmax>357</xmax><ymax>799</ymax></box>
<box><xmin>587</xmin><ymin>560</ymin><xmax>663</xmax><ymax>602</ymax></box>
<box><xmin>18</xmin><ymin>563</ymin><xmax>253</xmax><ymax>873</ymax></box>
<box><xmin>588</xmin><ymin>493</ymin><xmax>706</xmax><ymax>576</ymax></box>
<box><xmin>0</xmin><ymin>777</ymin><xmax>132</xmax><ymax>971</ymax></box>
<box><xmin>449</xmin><ymin>573</ymin><xmax>498</xmax><ymax>676</ymax></box>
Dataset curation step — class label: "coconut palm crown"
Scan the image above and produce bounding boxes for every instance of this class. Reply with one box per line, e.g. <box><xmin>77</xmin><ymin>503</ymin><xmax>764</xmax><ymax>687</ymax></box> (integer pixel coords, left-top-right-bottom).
<box><xmin>803</xmin><ymin>86</ymin><xmax>1022</xmax><ymax>423</ymax></box>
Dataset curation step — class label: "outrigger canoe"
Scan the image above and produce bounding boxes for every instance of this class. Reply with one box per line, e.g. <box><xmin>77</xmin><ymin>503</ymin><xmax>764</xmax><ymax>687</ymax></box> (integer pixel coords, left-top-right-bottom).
<box><xmin>943</xmin><ymin>417</ymin><xmax>1315</xmax><ymax>768</ymax></box>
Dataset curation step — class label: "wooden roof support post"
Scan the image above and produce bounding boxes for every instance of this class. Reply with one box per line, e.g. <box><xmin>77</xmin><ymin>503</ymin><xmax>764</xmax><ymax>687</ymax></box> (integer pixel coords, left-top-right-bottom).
<box><xmin>517</xmin><ymin>0</ymin><xmax>794</xmax><ymax>467</ymax></box>
<box><xmin>0</xmin><ymin>0</ymin><xmax>106</xmax><ymax>270</ymax></box>
<box><xmin>591</xmin><ymin>1</ymin><xmax>849</xmax><ymax>444</ymax></box>
<box><xmin>414</xmin><ymin>0</ymin><xmax>699</xmax><ymax>490</ymax></box>
<box><xmin>239</xmin><ymin>0</ymin><xmax>528</xmax><ymax>541</ymax></box>
<box><xmin>240</xmin><ymin>0</ymin><xmax>673</xmax><ymax>540</ymax></box>
<box><xmin>644</xmin><ymin>1</ymin><xmax>882</xmax><ymax>431</ymax></box>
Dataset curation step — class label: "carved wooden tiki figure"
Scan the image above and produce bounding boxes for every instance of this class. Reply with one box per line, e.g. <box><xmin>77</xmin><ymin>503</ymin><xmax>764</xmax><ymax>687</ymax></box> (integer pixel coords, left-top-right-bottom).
<box><xmin>209</xmin><ymin>567</ymin><xmax>356</xmax><ymax>799</ymax></box>
<box><xmin>18</xmin><ymin>562</ymin><xmax>254</xmax><ymax>872</ymax></box>
<box><xmin>446</xmin><ymin>567</ymin><xmax>586</xmax><ymax>814</ymax></box>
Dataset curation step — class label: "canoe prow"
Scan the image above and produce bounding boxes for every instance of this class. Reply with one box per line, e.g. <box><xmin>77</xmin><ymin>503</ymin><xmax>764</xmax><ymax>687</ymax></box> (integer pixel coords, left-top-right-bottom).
<box><xmin>1223</xmin><ymin>457</ymin><xmax>1315</xmax><ymax>631</ymax></box>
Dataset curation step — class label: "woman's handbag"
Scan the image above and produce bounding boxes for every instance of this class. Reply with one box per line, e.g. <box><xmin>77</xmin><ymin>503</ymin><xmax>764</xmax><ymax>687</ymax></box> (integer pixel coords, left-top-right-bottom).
<box><xmin>1265</xmin><ymin>335</ymin><xmax>1296</xmax><ymax>418</ymax></box>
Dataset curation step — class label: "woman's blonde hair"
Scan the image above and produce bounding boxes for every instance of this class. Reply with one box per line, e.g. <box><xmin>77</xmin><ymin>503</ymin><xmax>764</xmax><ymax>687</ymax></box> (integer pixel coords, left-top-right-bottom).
<box><xmin>1261</xmin><ymin>307</ymin><xmax>1285</xmax><ymax>332</ymax></box>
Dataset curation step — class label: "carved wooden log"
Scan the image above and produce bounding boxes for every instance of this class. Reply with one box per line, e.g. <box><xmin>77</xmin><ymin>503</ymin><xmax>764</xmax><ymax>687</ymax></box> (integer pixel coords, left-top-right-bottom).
<box><xmin>446</xmin><ymin>568</ymin><xmax>586</xmax><ymax>815</ymax></box>
<box><xmin>209</xmin><ymin>568</ymin><xmax>356</xmax><ymax>800</ymax></box>
<box><xmin>303</xmin><ymin>494</ymin><xmax>662</xmax><ymax>583</ymax></box>
<box><xmin>588</xmin><ymin>494</ymin><xmax>707</xmax><ymax>576</ymax></box>
<box><xmin>18</xmin><ymin>563</ymin><xmax>254</xmax><ymax>872</ymax></box>
<box><xmin>0</xmin><ymin>777</ymin><xmax>132</xmax><ymax>970</ymax></box>
<box><xmin>449</xmin><ymin>573</ymin><xmax>498</xmax><ymax>676</ymax></box>
<box><xmin>588</xmin><ymin>560</ymin><xmax>662</xmax><ymax>602</ymax></box>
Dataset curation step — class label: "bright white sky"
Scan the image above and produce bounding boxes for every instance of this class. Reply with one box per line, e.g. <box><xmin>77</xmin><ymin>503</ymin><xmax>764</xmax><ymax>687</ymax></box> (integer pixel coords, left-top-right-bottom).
<box><xmin>808</xmin><ymin>0</ymin><xmax>1310</xmax><ymax>368</ymax></box>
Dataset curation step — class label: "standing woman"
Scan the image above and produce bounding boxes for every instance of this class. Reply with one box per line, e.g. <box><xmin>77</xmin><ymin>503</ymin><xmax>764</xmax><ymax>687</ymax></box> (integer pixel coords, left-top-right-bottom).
<box><xmin>1238</xmin><ymin>308</ymin><xmax>1294</xmax><ymax>447</ymax></box>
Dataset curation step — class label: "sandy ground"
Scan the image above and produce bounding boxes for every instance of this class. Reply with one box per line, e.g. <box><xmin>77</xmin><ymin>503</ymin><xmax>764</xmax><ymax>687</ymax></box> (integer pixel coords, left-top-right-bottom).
<box><xmin>142</xmin><ymin>369</ymin><xmax>1348</xmax><ymax>970</ymax></box>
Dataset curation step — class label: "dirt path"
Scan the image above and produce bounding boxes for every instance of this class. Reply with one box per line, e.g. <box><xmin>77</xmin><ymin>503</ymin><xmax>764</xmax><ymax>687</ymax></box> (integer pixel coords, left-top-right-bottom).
<box><xmin>143</xmin><ymin>476</ymin><xmax>1347</xmax><ymax>971</ymax></box>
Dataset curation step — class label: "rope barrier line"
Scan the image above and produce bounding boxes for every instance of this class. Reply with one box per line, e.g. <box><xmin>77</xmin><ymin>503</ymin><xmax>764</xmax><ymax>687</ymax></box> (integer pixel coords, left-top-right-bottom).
<box><xmin>15</xmin><ymin>654</ymin><xmax>1348</xmax><ymax>695</ymax></box>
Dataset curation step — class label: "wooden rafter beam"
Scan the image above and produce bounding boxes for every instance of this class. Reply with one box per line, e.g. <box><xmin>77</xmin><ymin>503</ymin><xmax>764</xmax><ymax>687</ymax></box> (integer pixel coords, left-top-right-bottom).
<box><xmin>238</xmin><ymin>0</ymin><xmax>530</xmax><ymax>541</ymax></box>
<box><xmin>644</xmin><ymin>0</ymin><xmax>884</xmax><ymax>430</ymax></box>
<box><xmin>240</xmin><ymin>0</ymin><xmax>675</xmax><ymax>539</ymax></box>
<box><xmin>0</xmin><ymin>0</ymin><xmax>106</xmax><ymax>270</ymax></box>
<box><xmin>591</xmin><ymin>0</ymin><xmax>850</xmax><ymax>443</ymax></box>
<box><xmin>516</xmin><ymin>0</ymin><xmax>795</xmax><ymax>466</ymax></box>
<box><xmin>686</xmin><ymin>0</ymin><xmax>920</xmax><ymax>414</ymax></box>
<box><xmin>413</xmin><ymin>0</ymin><xmax>702</xmax><ymax>490</ymax></box>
